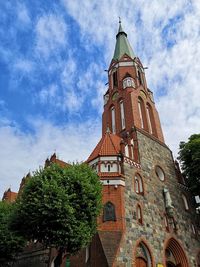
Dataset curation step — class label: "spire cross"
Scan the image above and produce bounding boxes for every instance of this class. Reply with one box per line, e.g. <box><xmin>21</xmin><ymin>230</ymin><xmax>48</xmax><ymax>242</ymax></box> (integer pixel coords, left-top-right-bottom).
<box><xmin>119</xmin><ymin>16</ymin><xmax>121</xmax><ymax>24</ymax></box>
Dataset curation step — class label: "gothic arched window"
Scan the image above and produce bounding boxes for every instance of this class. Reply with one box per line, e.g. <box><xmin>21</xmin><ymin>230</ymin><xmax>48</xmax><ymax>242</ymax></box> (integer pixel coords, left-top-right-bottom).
<box><xmin>119</xmin><ymin>100</ymin><xmax>125</xmax><ymax>129</ymax></box>
<box><xmin>146</xmin><ymin>104</ymin><xmax>153</xmax><ymax>134</ymax></box>
<box><xmin>146</xmin><ymin>103</ymin><xmax>157</xmax><ymax>136</ymax></box>
<box><xmin>103</xmin><ymin>201</ymin><xmax>116</xmax><ymax>222</ymax></box>
<box><xmin>111</xmin><ymin>106</ymin><xmax>116</xmax><ymax>134</ymax></box>
<box><xmin>138</xmin><ymin>97</ymin><xmax>147</xmax><ymax>130</ymax></box>
<box><xmin>134</xmin><ymin>174</ymin><xmax>144</xmax><ymax>195</ymax></box>
<box><xmin>112</xmin><ymin>70</ymin><xmax>118</xmax><ymax>87</ymax></box>
<box><xmin>138</xmin><ymin>69</ymin><xmax>143</xmax><ymax>86</ymax></box>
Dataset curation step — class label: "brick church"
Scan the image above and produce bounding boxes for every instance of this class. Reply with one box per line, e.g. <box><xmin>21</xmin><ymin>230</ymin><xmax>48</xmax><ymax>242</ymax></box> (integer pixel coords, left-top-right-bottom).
<box><xmin>2</xmin><ymin>22</ymin><xmax>200</xmax><ymax>267</ymax></box>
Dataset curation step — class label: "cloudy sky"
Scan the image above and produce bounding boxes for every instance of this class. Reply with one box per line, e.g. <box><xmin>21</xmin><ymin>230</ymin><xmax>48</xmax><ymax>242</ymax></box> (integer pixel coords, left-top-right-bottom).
<box><xmin>0</xmin><ymin>0</ymin><xmax>200</xmax><ymax>197</ymax></box>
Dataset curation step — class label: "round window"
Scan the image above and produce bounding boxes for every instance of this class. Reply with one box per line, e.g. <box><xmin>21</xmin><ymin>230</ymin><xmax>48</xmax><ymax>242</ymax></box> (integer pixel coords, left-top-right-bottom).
<box><xmin>155</xmin><ymin>166</ymin><xmax>165</xmax><ymax>181</ymax></box>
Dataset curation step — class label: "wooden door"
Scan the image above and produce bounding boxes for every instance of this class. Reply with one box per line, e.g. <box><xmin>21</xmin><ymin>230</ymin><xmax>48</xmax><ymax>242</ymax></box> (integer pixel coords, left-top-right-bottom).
<box><xmin>167</xmin><ymin>262</ymin><xmax>177</xmax><ymax>267</ymax></box>
<box><xmin>136</xmin><ymin>257</ymin><xmax>147</xmax><ymax>267</ymax></box>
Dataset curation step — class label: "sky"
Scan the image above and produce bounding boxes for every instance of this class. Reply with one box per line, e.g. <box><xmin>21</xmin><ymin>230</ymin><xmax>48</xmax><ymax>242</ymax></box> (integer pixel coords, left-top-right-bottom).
<box><xmin>0</xmin><ymin>0</ymin><xmax>200</xmax><ymax>197</ymax></box>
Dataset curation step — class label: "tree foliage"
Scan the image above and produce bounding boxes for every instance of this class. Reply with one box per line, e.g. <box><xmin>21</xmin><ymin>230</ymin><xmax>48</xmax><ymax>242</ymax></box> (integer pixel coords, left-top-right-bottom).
<box><xmin>10</xmin><ymin>163</ymin><xmax>102</xmax><ymax>255</ymax></box>
<box><xmin>0</xmin><ymin>201</ymin><xmax>25</xmax><ymax>266</ymax></box>
<box><xmin>178</xmin><ymin>134</ymin><xmax>200</xmax><ymax>196</ymax></box>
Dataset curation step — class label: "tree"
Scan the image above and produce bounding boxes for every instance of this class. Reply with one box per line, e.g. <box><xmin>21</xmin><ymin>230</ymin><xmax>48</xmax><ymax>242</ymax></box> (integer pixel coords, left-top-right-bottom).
<box><xmin>0</xmin><ymin>201</ymin><xmax>25</xmax><ymax>267</ymax></box>
<box><xmin>10</xmin><ymin>163</ymin><xmax>102</xmax><ymax>265</ymax></box>
<box><xmin>178</xmin><ymin>134</ymin><xmax>200</xmax><ymax>196</ymax></box>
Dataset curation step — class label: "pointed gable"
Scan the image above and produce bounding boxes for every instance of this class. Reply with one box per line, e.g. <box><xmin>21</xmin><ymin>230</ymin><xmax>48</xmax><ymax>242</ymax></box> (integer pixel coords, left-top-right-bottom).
<box><xmin>87</xmin><ymin>132</ymin><xmax>121</xmax><ymax>162</ymax></box>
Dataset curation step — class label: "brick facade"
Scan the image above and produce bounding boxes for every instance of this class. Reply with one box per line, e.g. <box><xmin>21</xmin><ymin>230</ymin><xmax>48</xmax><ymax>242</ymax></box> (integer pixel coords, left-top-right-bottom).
<box><xmin>3</xmin><ymin>22</ymin><xmax>200</xmax><ymax>267</ymax></box>
<box><xmin>88</xmin><ymin>22</ymin><xmax>200</xmax><ymax>267</ymax></box>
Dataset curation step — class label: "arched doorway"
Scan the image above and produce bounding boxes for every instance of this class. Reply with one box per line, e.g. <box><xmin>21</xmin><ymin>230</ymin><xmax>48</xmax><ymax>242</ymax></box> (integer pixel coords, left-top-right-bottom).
<box><xmin>165</xmin><ymin>238</ymin><xmax>189</xmax><ymax>267</ymax></box>
<box><xmin>135</xmin><ymin>242</ymin><xmax>153</xmax><ymax>267</ymax></box>
<box><xmin>136</xmin><ymin>257</ymin><xmax>147</xmax><ymax>267</ymax></box>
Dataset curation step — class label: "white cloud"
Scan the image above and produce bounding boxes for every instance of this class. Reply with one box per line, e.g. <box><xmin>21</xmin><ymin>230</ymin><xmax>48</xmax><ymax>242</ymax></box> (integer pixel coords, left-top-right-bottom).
<box><xmin>14</xmin><ymin>59</ymin><xmax>34</xmax><ymax>73</ymax></box>
<box><xmin>38</xmin><ymin>84</ymin><xmax>58</xmax><ymax>105</ymax></box>
<box><xmin>35</xmin><ymin>14</ymin><xmax>68</xmax><ymax>58</ymax></box>
<box><xmin>63</xmin><ymin>89</ymin><xmax>83</xmax><ymax>113</ymax></box>
<box><xmin>0</xmin><ymin>118</ymin><xmax>101</xmax><ymax>197</ymax></box>
<box><xmin>61</xmin><ymin>56</ymin><xmax>77</xmax><ymax>87</ymax></box>
<box><xmin>61</xmin><ymin>61</ymin><xmax>105</xmax><ymax>113</ymax></box>
<box><xmin>91</xmin><ymin>80</ymin><xmax>105</xmax><ymax>114</ymax></box>
<box><xmin>17</xmin><ymin>3</ymin><xmax>31</xmax><ymax>25</ymax></box>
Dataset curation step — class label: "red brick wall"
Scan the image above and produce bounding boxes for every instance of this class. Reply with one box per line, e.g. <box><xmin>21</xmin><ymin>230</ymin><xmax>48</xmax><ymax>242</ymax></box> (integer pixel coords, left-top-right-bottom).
<box><xmin>98</xmin><ymin>185</ymin><xmax>125</xmax><ymax>231</ymax></box>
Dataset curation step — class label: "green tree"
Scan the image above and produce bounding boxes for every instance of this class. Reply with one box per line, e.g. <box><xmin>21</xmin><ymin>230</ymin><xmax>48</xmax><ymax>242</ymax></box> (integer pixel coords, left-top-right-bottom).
<box><xmin>0</xmin><ymin>201</ymin><xmax>25</xmax><ymax>267</ymax></box>
<box><xmin>178</xmin><ymin>134</ymin><xmax>200</xmax><ymax>196</ymax></box>
<box><xmin>11</xmin><ymin>163</ymin><xmax>102</xmax><ymax>265</ymax></box>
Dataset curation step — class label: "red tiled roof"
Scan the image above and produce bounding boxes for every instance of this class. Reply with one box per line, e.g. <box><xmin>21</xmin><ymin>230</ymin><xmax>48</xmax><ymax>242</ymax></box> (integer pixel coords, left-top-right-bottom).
<box><xmin>2</xmin><ymin>189</ymin><xmax>18</xmax><ymax>203</ymax></box>
<box><xmin>87</xmin><ymin>132</ymin><xmax>122</xmax><ymax>162</ymax></box>
<box><xmin>45</xmin><ymin>153</ymin><xmax>71</xmax><ymax>168</ymax></box>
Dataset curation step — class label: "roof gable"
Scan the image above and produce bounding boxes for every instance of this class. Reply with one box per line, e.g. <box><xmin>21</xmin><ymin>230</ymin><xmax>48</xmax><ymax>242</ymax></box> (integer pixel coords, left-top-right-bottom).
<box><xmin>87</xmin><ymin>132</ymin><xmax>121</xmax><ymax>162</ymax></box>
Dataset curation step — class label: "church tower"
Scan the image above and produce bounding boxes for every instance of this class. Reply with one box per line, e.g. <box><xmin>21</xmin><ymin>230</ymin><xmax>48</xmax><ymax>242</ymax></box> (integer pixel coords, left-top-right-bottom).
<box><xmin>102</xmin><ymin>21</ymin><xmax>164</xmax><ymax>144</ymax></box>
<box><xmin>86</xmin><ymin>21</ymin><xmax>200</xmax><ymax>267</ymax></box>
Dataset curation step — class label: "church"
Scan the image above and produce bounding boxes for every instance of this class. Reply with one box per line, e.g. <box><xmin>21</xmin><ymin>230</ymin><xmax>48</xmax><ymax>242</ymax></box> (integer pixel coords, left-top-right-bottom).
<box><xmin>3</xmin><ymin>22</ymin><xmax>200</xmax><ymax>267</ymax></box>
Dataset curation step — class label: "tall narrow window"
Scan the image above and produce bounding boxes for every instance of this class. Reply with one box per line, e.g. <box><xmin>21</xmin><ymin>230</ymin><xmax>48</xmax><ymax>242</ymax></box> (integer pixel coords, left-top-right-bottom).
<box><xmin>146</xmin><ymin>105</ymin><xmax>153</xmax><ymax>134</ymax></box>
<box><xmin>120</xmin><ymin>101</ymin><xmax>125</xmax><ymax>129</ymax></box>
<box><xmin>130</xmin><ymin>139</ymin><xmax>134</xmax><ymax>159</ymax></box>
<box><xmin>111</xmin><ymin>107</ymin><xmax>116</xmax><ymax>134</ymax></box>
<box><xmin>103</xmin><ymin>202</ymin><xmax>116</xmax><ymax>222</ymax></box>
<box><xmin>137</xmin><ymin>204</ymin><xmax>143</xmax><ymax>224</ymax></box>
<box><xmin>113</xmin><ymin>71</ymin><xmax>118</xmax><ymax>87</ymax></box>
<box><xmin>135</xmin><ymin>178</ymin><xmax>139</xmax><ymax>193</ymax></box>
<box><xmin>138</xmin><ymin>99</ymin><xmax>144</xmax><ymax>129</ymax></box>
<box><xmin>135</xmin><ymin>174</ymin><xmax>144</xmax><ymax>194</ymax></box>
<box><xmin>108</xmin><ymin>164</ymin><xmax>111</xmax><ymax>172</ymax></box>
<box><xmin>125</xmin><ymin>144</ymin><xmax>129</xmax><ymax>157</ymax></box>
<box><xmin>138</xmin><ymin>70</ymin><xmax>143</xmax><ymax>85</ymax></box>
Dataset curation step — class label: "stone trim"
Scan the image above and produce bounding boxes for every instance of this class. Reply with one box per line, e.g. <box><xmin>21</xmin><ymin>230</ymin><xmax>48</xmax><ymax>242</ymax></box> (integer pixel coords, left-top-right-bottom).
<box><xmin>101</xmin><ymin>179</ymin><xmax>125</xmax><ymax>186</ymax></box>
<box><xmin>163</xmin><ymin>236</ymin><xmax>190</xmax><ymax>267</ymax></box>
<box><xmin>124</xmin><ymin>156</ymin><xmax>141</xmax><ymax>168</ymax></box>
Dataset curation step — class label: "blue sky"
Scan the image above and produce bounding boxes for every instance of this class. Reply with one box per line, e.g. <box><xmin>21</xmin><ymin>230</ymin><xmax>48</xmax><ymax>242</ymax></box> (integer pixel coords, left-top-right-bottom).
<box><xmin>0</xmin><ymin>0</ymin><xmax>200</xmax><ymax>196</ymax></box>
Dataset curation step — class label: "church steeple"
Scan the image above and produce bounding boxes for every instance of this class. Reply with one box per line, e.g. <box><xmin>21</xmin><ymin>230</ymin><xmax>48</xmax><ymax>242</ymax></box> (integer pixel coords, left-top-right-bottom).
<box><xmin>113</xmin><ymin>19</ymin><xmax>135</xmax><ymax>61</ymax></box>
<box><xmin>102</xmin><ymin>22</ymin><xmax>165</xmax><ymax>145</ymax></box>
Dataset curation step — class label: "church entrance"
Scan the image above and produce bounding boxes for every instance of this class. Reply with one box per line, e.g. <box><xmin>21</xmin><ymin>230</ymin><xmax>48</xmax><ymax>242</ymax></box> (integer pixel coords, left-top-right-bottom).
<box><xmin>134</xmin><ymin>241</ymin><xmax>153</xmax><ymax>267</ymax></box>
<box><xmin>165</xmin><ymin>238</ymin><xmax>189</xmax><ymax>267</ymax></box>
<box><xmin>136</xmin><ymin>257</ymin><xmax>147</xmax><ymax>267</ymax></box>
<box><xmin>166</xmin><ymin>261</ymin><xmax>176</xmax><ymax>267</ymax></box>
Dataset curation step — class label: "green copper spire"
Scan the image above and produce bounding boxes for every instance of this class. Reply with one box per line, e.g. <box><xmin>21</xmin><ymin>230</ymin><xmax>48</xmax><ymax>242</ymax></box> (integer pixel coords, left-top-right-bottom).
<box><xmin>113</xmin><ymin>19</ymin><xmax>135</xmax><ymax>61</ymax></box>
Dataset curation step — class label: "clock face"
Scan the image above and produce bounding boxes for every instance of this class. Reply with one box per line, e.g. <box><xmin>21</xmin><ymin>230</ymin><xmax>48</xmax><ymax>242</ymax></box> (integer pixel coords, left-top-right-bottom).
<box><xmin>123</xmin><ymin>77</ymin><xmax>135</xmax><ymax>89</ymax></box>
